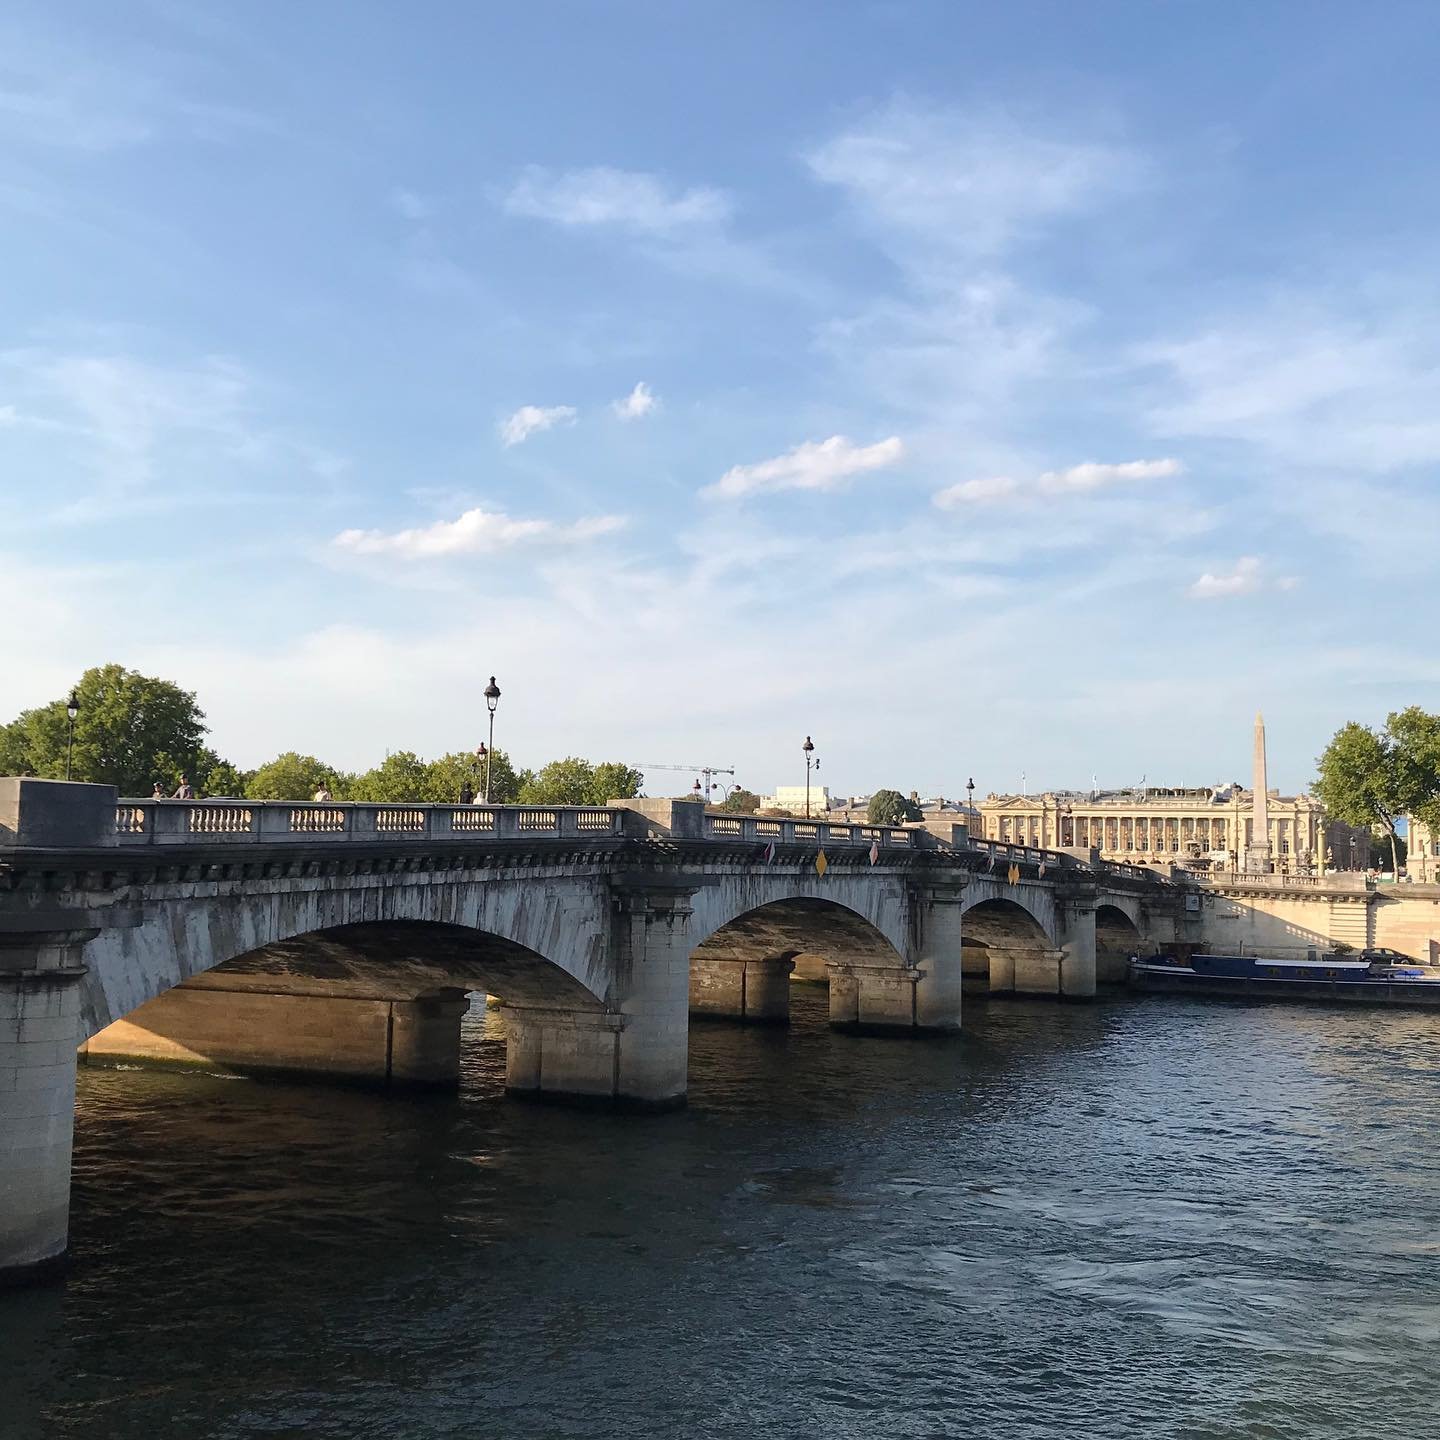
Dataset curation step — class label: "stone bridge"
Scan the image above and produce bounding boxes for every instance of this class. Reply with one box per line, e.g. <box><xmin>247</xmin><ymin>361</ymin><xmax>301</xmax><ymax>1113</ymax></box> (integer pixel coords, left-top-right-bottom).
<box><xmin>0</xmin><ymin>779</ymin><xmax>1183</xmax><ymax>1284</ymax></box>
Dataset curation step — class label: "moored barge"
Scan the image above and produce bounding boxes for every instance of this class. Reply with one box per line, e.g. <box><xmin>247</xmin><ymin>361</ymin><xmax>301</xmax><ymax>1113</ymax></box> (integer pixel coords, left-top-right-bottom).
<box><xmin>1130</xmin><ymin>951</ymin><xmax>1440</xmax><ymax>1006</ymax></box>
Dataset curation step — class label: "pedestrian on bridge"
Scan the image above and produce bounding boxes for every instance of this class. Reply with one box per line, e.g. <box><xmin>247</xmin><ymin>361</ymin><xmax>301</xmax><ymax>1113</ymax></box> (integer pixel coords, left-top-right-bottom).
<box><xmin>313</xmin><ymin>783</ymin><xmax>334</xmax><ymax>802</ymax></box>
<box><xmin>172</xmin><ymin>776</ymin><xmax>194</xmax><ymax>799</ymax></box>
<box><xmin>459</xmin><ymin>782</ymin><xmax>475</xmax><ymax>805</ymax></box>
<box><xmin>151</xmin><ymin>782</ymin><xmax>166</xmax><ymax>799</ymax></box>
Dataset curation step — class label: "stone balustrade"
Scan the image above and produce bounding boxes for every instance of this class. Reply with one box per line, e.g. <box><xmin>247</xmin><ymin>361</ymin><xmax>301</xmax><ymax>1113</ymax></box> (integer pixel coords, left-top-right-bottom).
<box><xmin>700</xmin><ymin>813</ymin><xmax>915</xmax><ymax>847</ymax></box>
<box><xmin>112</xmin><ymin>800</ymin><xmax>627</xmax><ymax>846</ymax></box>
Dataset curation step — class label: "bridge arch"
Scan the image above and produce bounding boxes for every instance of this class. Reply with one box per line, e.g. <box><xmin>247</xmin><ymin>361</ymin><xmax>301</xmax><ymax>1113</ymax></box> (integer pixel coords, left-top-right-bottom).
<box><xmin>688</xmin><ymin>895</ymin><xmax>905</xmax><ymax>1025</ymax></box>
<box><xmin>960</xmin><ymin>895</ymin><xmax>1056</xmax><ymax>995</ymax></box>
<box><xmin>80</xmin><ymin>914</ymin><xmax>609</xmax><ymax>1089</ymax></box>
<box><xmin>1095</xmin><ymin>902</ymin><xmax>1144</xmax><ymax>985</ymax></box>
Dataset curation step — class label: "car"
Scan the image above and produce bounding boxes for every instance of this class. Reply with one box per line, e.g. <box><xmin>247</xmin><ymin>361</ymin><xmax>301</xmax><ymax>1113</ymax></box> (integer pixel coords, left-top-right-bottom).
<box><xmin>1360</xmin><ymin>947</ymin><xmax>1418</xmax><ymax>964</ymax></box>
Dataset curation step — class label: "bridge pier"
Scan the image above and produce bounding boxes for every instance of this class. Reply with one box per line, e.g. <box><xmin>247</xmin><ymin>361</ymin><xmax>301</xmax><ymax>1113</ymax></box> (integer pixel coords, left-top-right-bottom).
<box><xmin>0</xmin><ymin>931</ymin><xmax>89</xmax><ymax>1287</ymax></box>
<box><xmin>689</xmin><ymin>954</ymin><xmax>795</xmax><ymax>1024</ymax></box>
<box><xmin>80</xmin><ymin>984</ymin><xmax>471</xmax><ymax>1088</ymax></box>
<box><xmin>504</xmin><ymin>880</ymin><xmax>696</xmax><ymax>1110</ymax></box>
<box><xmin>828</xmin><ymin>882</ymin><xmax>964</xmax><ymax>1032</ymax></box>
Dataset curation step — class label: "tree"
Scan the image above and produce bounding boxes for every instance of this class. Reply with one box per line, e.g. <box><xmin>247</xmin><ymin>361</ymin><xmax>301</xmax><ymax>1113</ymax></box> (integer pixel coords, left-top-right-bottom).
<box><xmin>349</xmin><ymin>751</ymin><xmax>433</xmax><ymax>803</ymax></box>
<box><xmin>246</xmin><ymin>752</ymin><xmax>337</xmax><ymax>802</ymax></box>
<box><xmin>520</xmin><ymin>757</ymin><xmax>598</xmax><ymax>806</ymax></box>
<box><xmin>2</xmin><ymin>665</ymin><xmax>209</xmax><ymax>795</ymax></box>
<box><xmin>198</xmin><ymin>757</ymin><xmax>249</xmax><ymax>798</ymax></box>
<box><xmin>720</xmin><ymin>788</ymin><xmax>762</xmax><ymax>814</ymax></box>
<box><xmin>1313</xmin><ymin>710</ymin><xmax>1440</xmax><ymax>878</ymax></box>
<box><xmin>1371</xmin><ymin>831</ymin><xmax>1408</xmax><ymax>872</ymax></box>
<box><xmin>590</xmin><ymin>762</ymin><xmax>644</xmax><ymax>805</ymax></box>
<box><xmin>868</xmin><ymin>788</ymin><xmax>922</xmax><ymax>825</ymax></box>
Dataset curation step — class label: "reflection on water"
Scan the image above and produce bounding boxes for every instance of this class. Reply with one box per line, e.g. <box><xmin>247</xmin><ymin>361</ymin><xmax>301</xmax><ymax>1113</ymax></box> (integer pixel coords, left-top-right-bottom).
<box><xmin>4</xmin><ymin>990</ymin><xmax>1440</xmax><ymax>1439</ymax></box>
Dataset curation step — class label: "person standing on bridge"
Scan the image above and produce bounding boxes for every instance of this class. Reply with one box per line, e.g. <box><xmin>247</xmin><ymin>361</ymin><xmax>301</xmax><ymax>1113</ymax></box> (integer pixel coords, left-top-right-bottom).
<box><xmin>459</xmin><ymin>781</ymin><xmax>475</xmax><ymax>805</ymax></box>
<box><xmin>172</xmin><ymin>775</ymin><xmax>194</xmax><ymax>799</ymax></box>
<box><xmin>313</xmin><ymin>782</ymin><xmax>334</xmax><ymax>802</ymax></box>
<box><xmin>151</xmin><ymin>782</ymin><xmax>166</xmax><ymax>799</ymax></box>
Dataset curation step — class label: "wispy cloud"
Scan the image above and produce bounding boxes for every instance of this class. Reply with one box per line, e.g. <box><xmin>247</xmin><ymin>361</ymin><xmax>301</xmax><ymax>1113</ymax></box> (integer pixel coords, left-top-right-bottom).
<box><xmin>807</xmin><ymin>99</ymin><xmax>1139</xmax><ymax>265</ymax></box>
<box><xmin>332</xmin><ymin>507</ymin><xmax>626</xmax><ymax>560</ymax></box>
<box><xmin>704</xmin><ymin>435</ymin><xmax>905</xmax><ymax>500</ymax></box>
<box><xmin>1038</xmin><ymin>457</ymin><xmax>1182</xmax><ymax>493</ymax></box>
<box><xmin>612</xmin><ymin>381</ymin><xmax>657</xmax><ymax>420</ymax></box>
<box><xmin>932</xmin><ymin>475</ymin><xmax>1020</xmax><ymax>508</ymax></box>
<box><xmin>932</xmin><ymin>458</ymin><xmax>1181</xmax><ymax>508</ymax></box>
<box><xmin>1187</xmin><ymin>556</ymin><xmax>1298</xmax><ymax>600</ymax></box>
<box><xmin>1139</xmin><ymin>300</ymin><xmax>1440</xmax><ymax>472</ymax></box>
<box><xmin>389</xmin><ymin>187</ymin><xmax>431</xmax><ymax>221</ymax></box>
<box><xmin>499</xmin><ymin>403</ymin><xmax>577</xmax><ymax>447</ymax></box>
<box><xmin>502</xmin><ymin>166</ymin><xmax>730</xmax><ymax>236</ymax></box>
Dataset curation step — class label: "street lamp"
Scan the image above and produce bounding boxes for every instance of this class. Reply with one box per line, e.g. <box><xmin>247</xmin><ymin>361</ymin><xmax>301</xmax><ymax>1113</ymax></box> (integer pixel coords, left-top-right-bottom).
<box><xmin>802</xmin><ymin>735</ymin><xmax>817</xmax><ymax>817</ymax></box>
<box><xmin>966</xmin><ymin>776</ymin><xmax>975</xmax><ymax>837</ymax></box>
<box><xmin>483</xmin><ymin>675</ymin><xmax>501</xmax><ymax>803</ymax></box>
<box><xmin>691</xmin><ymin>778</ymin><xmax>703</xmax><ymax>801</ymax></box>
<box><xmin>65</xmin><ymin>690</ymin><xmax>79</xmax><ymax>782</ymax></box>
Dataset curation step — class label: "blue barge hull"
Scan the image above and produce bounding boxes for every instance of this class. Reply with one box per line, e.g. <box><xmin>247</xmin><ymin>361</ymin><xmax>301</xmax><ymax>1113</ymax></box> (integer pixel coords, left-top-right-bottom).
<box><xmin>1131</xmin><ymin>953</ymin><xmax>1440</xmax><ymax>1007</ymax></box>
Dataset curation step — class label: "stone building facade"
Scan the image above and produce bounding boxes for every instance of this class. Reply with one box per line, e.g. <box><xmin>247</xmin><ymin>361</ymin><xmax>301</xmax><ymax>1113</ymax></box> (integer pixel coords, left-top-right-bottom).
<box><xmin>979</xmin><ymin>786</ymin><xmax>1370</xmax><ymax>872</ymax></box>
<box><xmin>1408</xmin><ymin>818</ymin><xmax>1440</xmax><ymax>882</ymax></box>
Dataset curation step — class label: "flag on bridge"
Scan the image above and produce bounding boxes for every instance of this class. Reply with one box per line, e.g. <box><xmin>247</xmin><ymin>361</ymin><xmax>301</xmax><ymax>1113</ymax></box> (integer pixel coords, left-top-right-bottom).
<box><xmin>815</xmin><ymin>849</ymin><xmax>829</xmax><ymax>878</ymax></box>
<box><xmin>987</xmin><ymin>852</ymin><xmax>997</xmax><ymax>873</ymax></box>
<box><xmin>869</xmin><ymin>838</ymin><xmax>880</xmax><ymax>866</ymax></box>
<box><xmin>1038</xmin><ymin>861</ymin><xmax>1047</xmax><ymax>879</ymax></box>
<box><xmin>762</xmin><ymin>840</ymin><xmax>776</xmax><ymax>865</ymax></box>
<box><xmin>1007</xmin><ymin>862</ymin><xmax>1021</xmax><ymax>886</ymax></box>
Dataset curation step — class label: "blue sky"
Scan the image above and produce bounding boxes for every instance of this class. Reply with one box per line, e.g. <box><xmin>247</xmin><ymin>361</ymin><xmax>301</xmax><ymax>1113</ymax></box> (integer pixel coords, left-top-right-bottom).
<box><xmin>3</xmin><ymin>1</ymin><xmax>1438</xmax><ymax>797</ymax></box>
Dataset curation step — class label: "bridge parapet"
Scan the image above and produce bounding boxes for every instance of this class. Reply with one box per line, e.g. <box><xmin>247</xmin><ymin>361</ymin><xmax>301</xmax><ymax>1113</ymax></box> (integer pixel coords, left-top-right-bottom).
<box><xmin>112</xmin><ymin>800</ymin><xmax>629</xmax><ymax>847</ymax></box>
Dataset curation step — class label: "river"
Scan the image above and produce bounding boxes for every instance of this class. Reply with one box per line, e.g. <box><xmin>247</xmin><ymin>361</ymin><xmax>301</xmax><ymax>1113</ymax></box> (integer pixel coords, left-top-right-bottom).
<box><xmin>4</xmin><ymin>988</ymin><xmax>1439</xmax><ymax>1439</ymax></box>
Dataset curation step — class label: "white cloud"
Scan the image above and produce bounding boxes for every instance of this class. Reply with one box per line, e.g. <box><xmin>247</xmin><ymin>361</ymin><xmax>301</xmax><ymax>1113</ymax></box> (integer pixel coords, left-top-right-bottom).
<box><xmin>1188</xmin><ymin>556</ymin><xmax>1263</xmax><ymax>600</ymax></box>
<box><xmin>704</xmin><ymin>435</ymin><xmax>905</xmax><ymax>500</ymax></box>
<box><xmin>390</xmin><ymin>188</ymin><xmax>431</xmax><ymax>221</ymax></box>
<box><xmin>1139</xmin><ymin>302</ymin><xmax>1440</xmax><ymax>472</ymax></box>
<box><xmin>807</xmin><ymin>100</ymin><xmax>1139</xmax><ymax>264</ymax></box>
<box><xmin>612</xmin><ymin>381</ymin><xmax>657</xmax><ymax>420</ymax></box>
<box><xmin>332</xmin><ymin>507</ymin><xmax>626</xmax><ymax>560</ymax></box>
<box><xmin>502</xmin><ymin>166</ymin><xmax>730</xmax><ymax>236</ymax></box>
<box><xmin>499</xmin><ymin>403</ymin><xmax>577</xmax><ymax>447</ymax></box>
<box><xmin>1038</xmin><ymin>457</ymin><xmax>1183</xmax><ymax>493</ymax></box>
<box><xmin>932</xmin><ymin>475</ymin><xmax>1019</xmax><ymax>508</ymax></box>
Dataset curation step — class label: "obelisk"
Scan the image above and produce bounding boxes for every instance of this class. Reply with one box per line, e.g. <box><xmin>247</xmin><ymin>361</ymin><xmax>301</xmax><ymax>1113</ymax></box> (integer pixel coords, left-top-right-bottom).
<box><xmin>1246</xmin><ymin>711</ymin><xmax>1273</xmax><ymax>873</ymax></box>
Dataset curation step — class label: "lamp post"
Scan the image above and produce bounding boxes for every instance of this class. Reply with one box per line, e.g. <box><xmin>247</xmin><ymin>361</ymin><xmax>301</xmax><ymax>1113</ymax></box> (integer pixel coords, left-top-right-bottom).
<box><xmin>966</xmin><ymin>776</ymin><xmax>976</xmax><ymax>841</ymax></box>
<box><xmin>483</xmin><ymin>675</ymin><xmax>501</xmax><ymax>803</ymax></box>
<box><xmin>802</xmin><ymin>735</ymin><xmax>816</xmax><ymax>818</ymax></box>
<box><xmin>64</xmin><ymin>690</ymin><xmax>79</xmax><ymax>782</ymax></box>
<box><xmin>691</xmin><ymin>778</ymin><xmax>703</xmax><ymax>802</ymax></box>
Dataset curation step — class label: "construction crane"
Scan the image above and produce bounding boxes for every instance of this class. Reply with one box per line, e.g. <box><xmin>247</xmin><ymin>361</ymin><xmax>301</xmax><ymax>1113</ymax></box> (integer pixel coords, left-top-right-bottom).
<box><xmin>635</xmin><ymin>762</ymin><xmax>737</xmax><ymax>802</ymax></box>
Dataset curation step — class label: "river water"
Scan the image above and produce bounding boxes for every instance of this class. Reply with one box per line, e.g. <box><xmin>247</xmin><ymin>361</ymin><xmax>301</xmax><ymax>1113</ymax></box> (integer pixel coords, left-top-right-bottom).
<box><xmin>4</xmin><ymin>988</ymin><xmax>1439</xmax><ymax>1439</ymax></box>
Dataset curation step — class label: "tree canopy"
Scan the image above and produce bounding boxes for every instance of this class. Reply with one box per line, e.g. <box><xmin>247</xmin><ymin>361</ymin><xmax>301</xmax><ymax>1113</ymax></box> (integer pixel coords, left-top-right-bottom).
<box><xmin>245</xmin><ymin>752</ymin><xmax>340</xmax><ymax>801</ymax></box>
<box><xmin>719</xmin><ymin>788</ymin><xmax>762</xmax><ymax>814</ymax></box>
<box><xmin>867</xmin><ymin>788</ymin><xmax>922</xmax><ymax>825</ymax></box>
<box><xmin>1314</xmin><ymin>708</ymin><xmax>1440</xmax><ymax>875</ymax></box>
<box><xmin>518</xmin><ymin>757</ymin><xmax>643</xmax><ymax>807</ymax></box>
<box><xmin>1</xmin><ymin>664</ymin><xmax>214</xmax><ymax>795</ymax></box>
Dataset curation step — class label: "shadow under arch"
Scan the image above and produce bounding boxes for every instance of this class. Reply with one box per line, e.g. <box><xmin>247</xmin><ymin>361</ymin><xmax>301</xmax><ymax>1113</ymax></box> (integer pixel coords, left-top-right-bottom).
<box><xmin>81</xmin><ymin>918</ymin><xmax>606</xmax><ymax>1089</ymax></box>
<box><xmin>961</xmin><ymin>896</ymin><xmax>1055</xmax><ymax>995</ymax></box>
<box><xmin>1095</xmin><ymin>903</ymin><xmax>1145</xmax><ymax>985</ymax></box>
<box><xmin>688</xmin><ymin>897</ymin><xmax>904</xmax><ymax>1025</ymax></box>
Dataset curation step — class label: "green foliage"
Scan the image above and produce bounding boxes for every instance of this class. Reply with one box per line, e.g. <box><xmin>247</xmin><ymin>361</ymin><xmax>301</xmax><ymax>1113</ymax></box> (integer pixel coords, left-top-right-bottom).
<box><xmin>520</xmin><ymin>756</ymin><xmax>599</xmax><ymax>806</ymax></box>
<box><xmin>1371</xmin><ymin>831</ymin><xmax>1408</xmax><ymax>871</ymax></box>
<box><xmin>720</xmin><ymin>788</ymin><xmax>762</xmax><ymax>814</ymax></box>
<box><xmin>516</xmin><ymin>756</ymin><xmax>643</xmax><ymax>806</ymax></box>
<box><xmin>1315</xmin><ymin>709</ymin><xmax>1440</xmax><ymax>879</ymax></box>
<box><xmin>2</xmin><ymin>664</ymin><xmax>210</xmax><ymax>795</ymax></box>
<box><xmin>867</xmin><ymin>788</ymin><xmax>922</xmax><ymax>825</ymax></box>
<box><xmin>348</xmin><ymin>750</ymin><xmax>433</xmax><ymax>803</ymax></box>
<box><xmin>246</xmin><ymin>752</ymin><xmax>337</xmax><ymax>802</ymax></box>
<box><xmin>198</xmin><ymin>759</ymin><xmax>249</xmax><ymax>799</ymax></box>
<box><xmin>591</xmin><ymin>761</ymin><xmax>644</xmax><ymax>804</ymax></box>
